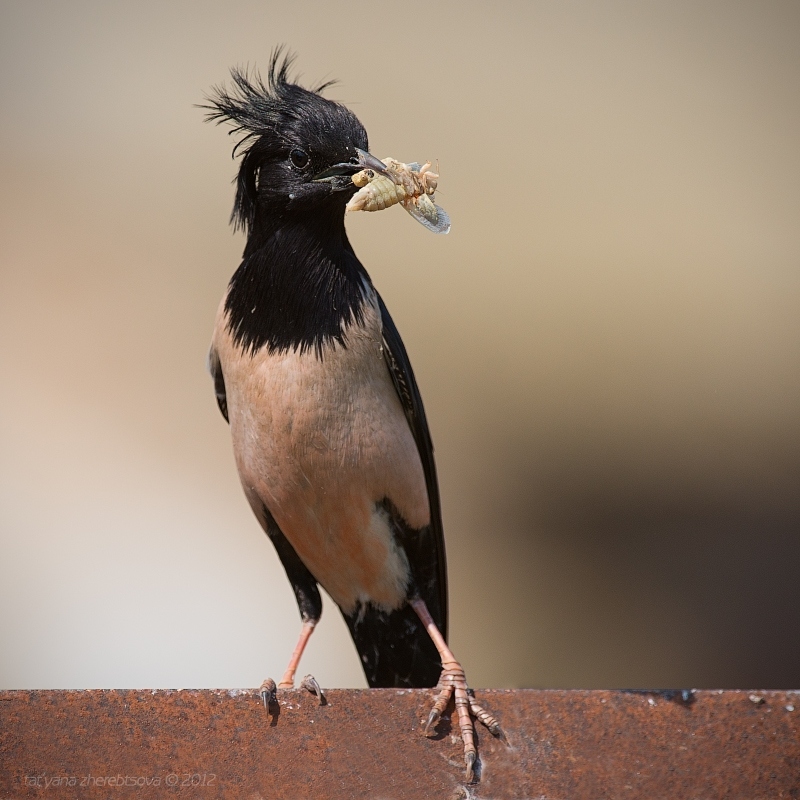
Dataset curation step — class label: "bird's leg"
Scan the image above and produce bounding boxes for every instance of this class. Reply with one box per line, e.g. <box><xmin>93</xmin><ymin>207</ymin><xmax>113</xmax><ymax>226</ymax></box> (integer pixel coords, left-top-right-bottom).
<box><xmin>260</xmin><ymin>519</ymin><xmax>324</xmax><ymax>706</ymax></box>
<box><xmin>259</xmin><ymin>620</ymin><xmax>324</xmax><ymax>708</ymax></box>
<box><xmin>278</xmin><ymin>619</ymin><xmax>317</xmax><ymax>689</ymax></box>
<box><xmin>411</xmin><ymin>598</ymin><xmax>505</xmax><ymax>782</ymax></box>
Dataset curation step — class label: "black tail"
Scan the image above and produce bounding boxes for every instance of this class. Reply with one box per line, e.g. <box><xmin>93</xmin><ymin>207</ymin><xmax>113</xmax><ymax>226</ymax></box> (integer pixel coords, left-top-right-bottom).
<box><xmin>344</xmin><ymin>603</ymin><xmax>442</xmax><ymax>687</ymax></box>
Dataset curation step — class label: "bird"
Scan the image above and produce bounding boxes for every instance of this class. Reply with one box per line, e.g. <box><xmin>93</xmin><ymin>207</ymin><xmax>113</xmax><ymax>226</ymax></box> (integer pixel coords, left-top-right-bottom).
<box><xmin>202</xmin><ymin>50</ymin><xmax>503</xmax><ymax>781</ymax></box>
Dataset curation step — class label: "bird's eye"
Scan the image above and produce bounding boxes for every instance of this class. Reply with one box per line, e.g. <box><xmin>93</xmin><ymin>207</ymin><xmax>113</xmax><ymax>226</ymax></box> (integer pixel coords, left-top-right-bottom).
<box><xmin>289</xmin><ymin>148</ymin><xmax>309</xmax><ymax>169</ymax></box>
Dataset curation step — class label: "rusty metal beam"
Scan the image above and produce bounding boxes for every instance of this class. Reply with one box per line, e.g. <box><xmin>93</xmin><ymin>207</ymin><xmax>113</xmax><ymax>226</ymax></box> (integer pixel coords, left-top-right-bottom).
<box><xmin>1</xmin><ymin>689</ymin><xmax>798</xmax><ymax>798</ymax></box>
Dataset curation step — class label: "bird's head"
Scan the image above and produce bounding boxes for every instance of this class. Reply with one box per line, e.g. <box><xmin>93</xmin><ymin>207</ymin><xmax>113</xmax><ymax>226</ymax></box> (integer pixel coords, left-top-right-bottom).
<box><xmin>203</xmin><ymin>50</ymin><xmax>387</xmax><ymax>235</ymax></box>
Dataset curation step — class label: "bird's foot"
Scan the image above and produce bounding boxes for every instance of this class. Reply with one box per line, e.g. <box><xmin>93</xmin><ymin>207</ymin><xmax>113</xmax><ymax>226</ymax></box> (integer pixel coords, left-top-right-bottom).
<box><xmin>423</xmin><ymin>661</ymin><xmax>506</xmax><ymax>782</ymax></box>
<box><xmin>259</xmin><ymin>671</ymin><xmax>324</xmax><ymax>711</ymax></box>
<box><xmin>300</xmin><ymin>674</ymin><xmax>326</xmax><ymax>704</ymax></box>
<box><xmin>271</xmin><ymin>672</ymin><xmax>326</xmax><ymax>706</ymax></box>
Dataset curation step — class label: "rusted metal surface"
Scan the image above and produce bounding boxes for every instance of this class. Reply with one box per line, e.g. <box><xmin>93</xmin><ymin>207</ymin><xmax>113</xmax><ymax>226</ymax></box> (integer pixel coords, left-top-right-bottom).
<box><xmin>1</xmin><ymin>689</ymin><xmax>798</xmax><ymax>798</ymax></box>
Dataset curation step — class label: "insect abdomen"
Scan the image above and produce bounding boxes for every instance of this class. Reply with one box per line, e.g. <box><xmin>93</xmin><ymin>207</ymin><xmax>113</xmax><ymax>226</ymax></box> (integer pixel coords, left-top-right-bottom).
<box><xmin>347</xmin><ymin>173</ymin><xmax>407</xmax><ymax>213</ymax></box>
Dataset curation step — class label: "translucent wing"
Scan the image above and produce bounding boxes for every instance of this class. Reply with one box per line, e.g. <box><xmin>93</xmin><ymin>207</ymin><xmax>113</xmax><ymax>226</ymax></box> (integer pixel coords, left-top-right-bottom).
<box><xmin>404</xmin><ymin>194</ymin><xmax>451</xmax><ymax>234</ymax></box>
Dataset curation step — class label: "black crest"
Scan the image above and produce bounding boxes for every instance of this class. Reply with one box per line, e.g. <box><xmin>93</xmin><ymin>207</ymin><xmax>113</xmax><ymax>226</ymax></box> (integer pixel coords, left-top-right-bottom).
<box><xmin>201</xmin><ymin>48</ymin><xmax>357</xmax><ymax>234</ymax></box>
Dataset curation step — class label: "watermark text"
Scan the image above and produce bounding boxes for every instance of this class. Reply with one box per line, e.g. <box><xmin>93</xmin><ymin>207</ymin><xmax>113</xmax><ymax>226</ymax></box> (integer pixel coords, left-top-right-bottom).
<box><xmin>24</xmin><ymin>773</ymin><xmax>216</xmax><ymax>789</ymax></box>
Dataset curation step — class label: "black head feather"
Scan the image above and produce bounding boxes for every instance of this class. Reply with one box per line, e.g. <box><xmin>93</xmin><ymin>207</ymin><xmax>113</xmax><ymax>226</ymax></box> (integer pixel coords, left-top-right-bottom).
<box><xmin>202</xmin><ymin>48</ymin><xmax>368</xmax><ymax>234</ymax></box>
<box><xmin>203</xmin><ymin>49</ymin><xmax>375</xmax><ymax>357</ymax></box>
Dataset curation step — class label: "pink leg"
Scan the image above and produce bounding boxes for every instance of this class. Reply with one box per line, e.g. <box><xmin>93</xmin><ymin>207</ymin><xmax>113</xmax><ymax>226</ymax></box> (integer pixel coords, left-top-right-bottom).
<box><xmin>279</xmin><ymin>620</ymin><xmax>316</xmax><ymax>688</ymax></box>
<box><xmin>411</xmin><ymin>598</ymin><xmax>505</xmax><ymax>782</ymax></box>
<box><xmin>259</xmin><ymin>620</ymin><xmax>324</xmax><ymax>708</ymax></box>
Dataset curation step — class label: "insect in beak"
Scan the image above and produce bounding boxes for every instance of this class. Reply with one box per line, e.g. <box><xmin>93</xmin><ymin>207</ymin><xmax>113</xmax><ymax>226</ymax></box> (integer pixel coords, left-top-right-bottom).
<box><xmin>312</xmin><ymin>148</ymin><xmax>389</xmax><ymax>182</ymax></box>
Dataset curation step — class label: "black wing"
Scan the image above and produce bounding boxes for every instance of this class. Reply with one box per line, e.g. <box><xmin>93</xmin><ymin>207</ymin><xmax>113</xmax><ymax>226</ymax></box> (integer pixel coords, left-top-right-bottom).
<box><xmin>377</xmin><ymin>293</ymin><xmax>448</xmax><ymax>640</ymax></box>
<box><xmin>207</xmin><ymin>347</ymin><xmax>229</xmax><ymax>423</ymax></box>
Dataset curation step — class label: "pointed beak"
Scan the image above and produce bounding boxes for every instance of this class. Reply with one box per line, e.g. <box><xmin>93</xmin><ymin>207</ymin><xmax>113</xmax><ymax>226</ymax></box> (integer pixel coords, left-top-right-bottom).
<box><xmin>354</xmin><ymin>148</ymin><xmax>390</xmax><ymax>174</ymax></box>
<box><xmin>312</xmin><ymin>148</ymin><xmax>388</xmax><ymax>181</ymax></box>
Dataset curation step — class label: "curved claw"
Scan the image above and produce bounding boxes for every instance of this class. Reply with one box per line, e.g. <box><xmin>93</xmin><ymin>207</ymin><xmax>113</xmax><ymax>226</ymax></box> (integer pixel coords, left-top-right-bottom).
<box><xmin>491</xmin><ymin>724</ymin><xmax>509</xmax><ymax>745</ymax></box>
<box><xmin>464</xmin><ymin>750</ymin><xmax>476</xmax><ymax>783</ymax></box>
<box><xmin>424</xmin><ymin>707</ymin><xmax>441</xmax><ymax>736</ymax></box>
<box><xmin>300</xmin><ymin>674</ymin><xmax>326</xmax><ymax>704</ymax></box>
<box><xmin>259</xmin><ymin>678</ymin><xmax>277</xmax><ymax>710</ymax></box>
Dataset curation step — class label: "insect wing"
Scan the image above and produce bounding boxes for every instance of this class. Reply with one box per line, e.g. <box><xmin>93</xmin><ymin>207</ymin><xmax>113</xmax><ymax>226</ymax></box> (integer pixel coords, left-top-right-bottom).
<box><xmin>405</xmin><ymin>195</ymin><xmax>451</xmax><ymax>234</ymax></box>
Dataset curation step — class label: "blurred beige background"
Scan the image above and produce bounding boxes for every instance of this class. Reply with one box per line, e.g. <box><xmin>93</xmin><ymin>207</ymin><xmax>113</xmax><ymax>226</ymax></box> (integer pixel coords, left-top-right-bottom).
<box><xmin>1</xmin><ymin>1</ymin><xmax>799</xmax><ymax>691</ymax></box>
